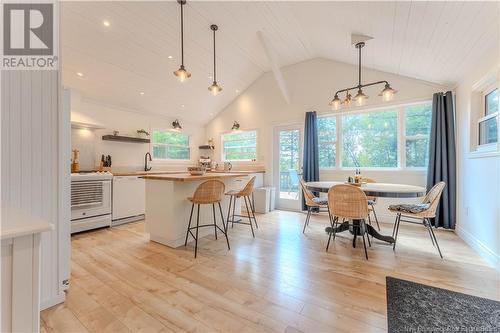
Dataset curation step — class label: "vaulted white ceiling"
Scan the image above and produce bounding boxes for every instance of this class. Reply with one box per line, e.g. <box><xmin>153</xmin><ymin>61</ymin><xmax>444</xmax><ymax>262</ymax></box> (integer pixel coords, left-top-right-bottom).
<box><xmin>61</xmin><ymin>1</ymin><xmax>498</xmax><ymax>124</ymax></box>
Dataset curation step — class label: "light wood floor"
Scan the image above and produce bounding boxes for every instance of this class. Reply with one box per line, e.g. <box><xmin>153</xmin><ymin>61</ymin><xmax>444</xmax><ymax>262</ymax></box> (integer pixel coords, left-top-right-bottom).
<box><xmin>42</xmin><ymin>210</ymin><xmax>499</xmax><ymax>333</ymax></box>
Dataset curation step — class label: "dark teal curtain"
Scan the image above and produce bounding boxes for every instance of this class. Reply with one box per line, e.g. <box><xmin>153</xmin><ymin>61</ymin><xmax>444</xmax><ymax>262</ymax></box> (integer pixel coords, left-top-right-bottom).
<box><xmin>427</xmin><ymin>91</ymin><xmax>456</xmax><ymax>229</ymax></box>
<box><xmin>302</xmin><ymin>111</ymin><xmax>319</xmax><ymax>210</ymax></box>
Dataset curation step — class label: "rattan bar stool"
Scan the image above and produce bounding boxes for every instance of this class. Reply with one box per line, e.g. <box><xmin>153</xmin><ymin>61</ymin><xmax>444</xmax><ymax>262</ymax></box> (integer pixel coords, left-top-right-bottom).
<box><xmin>327</xmin><ymin>184</ymin><xmax>371</xmax><ymax>259</ymax></box>
<box><xmin>184</xmin><ymin>179</ymin><xmax>230</xmax><ymax>258</ymax></box>
<box><xmin>389</xmin><ymin>182</ymin><xmax>446</xmax><ymax>258</ymax></box>
<box><xmin>362</xmin><ymin>177</ymin><xmax>381</xmax><ymax>231</ymax></box>
<box><xmin>225</xmin><ymin>176</ymin><xmax>258</xmax><ymax>237</ymax></box>
<box><xmin>299</xmin><ymin>179</ymin><xmax>328</xmax><ymax>233</ymax></box>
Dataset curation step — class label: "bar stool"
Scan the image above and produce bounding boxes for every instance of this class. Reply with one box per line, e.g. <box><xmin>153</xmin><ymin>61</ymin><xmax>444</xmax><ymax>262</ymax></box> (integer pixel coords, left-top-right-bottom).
<box><xmin>299</xmin><ymin>178</ymin><xmax>328</xmax><ymax>233</ymax></box>
<box><xmin>362</xmin><ymin>177</ymin><xmax>381</xmax><ymax>231</ymax></box>
<box><xmin>225</xmin><ymin>176</ymin><xmax>258</xmax><ymax>237</ymax></box>
<box><xmin>184</xmin><ymin>179</ymin><xmax>230</xmax><ymax>258</ymax></box>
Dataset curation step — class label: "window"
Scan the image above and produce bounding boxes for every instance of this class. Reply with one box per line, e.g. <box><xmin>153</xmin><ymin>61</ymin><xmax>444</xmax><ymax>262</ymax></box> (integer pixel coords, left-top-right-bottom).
<box><xmin>222</xmin><ymin>130</ymin><xmax>257</xmax><ymax>161</ymax></box>
<box><xmin>318</xmin><ymin>116</ymin><xmax>336</xmax><ymax>168</ymax></box>
<box><xmin>404</xmin><ymin>103</ymin><xmax>432</xmax><ymax>167</ymax></box>
<box><xmin>478</xmin><ymin>88</ymin><xmax>498</xmax><ymax>146</ymax></box>
<box><xmin>152</xmin><ymin>129</ymin><xmax>190</xmax><ymax>160</ymax></box>
<box><xmin>342</xmin><ymin>110</ymin><xmax>398</xmax><ymax>168</ymax></box>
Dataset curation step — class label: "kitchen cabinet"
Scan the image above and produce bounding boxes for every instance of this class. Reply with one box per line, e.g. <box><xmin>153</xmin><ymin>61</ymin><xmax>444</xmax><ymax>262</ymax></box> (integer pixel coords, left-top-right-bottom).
<box><xmin>112</xmin><ymin>176</ymin><xmax>145</xmax><ymax>224</ymax></box>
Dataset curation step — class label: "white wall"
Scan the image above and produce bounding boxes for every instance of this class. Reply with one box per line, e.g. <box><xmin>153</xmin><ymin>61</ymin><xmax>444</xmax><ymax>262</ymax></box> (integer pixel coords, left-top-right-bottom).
<box><xmin>205</xmin><ymin>58</ymin><xmax>448</xmax><ymax>220</ymax></box>
<box><xmin>455</xmin><ymin>51</ymin><xmax>500</xmax><ymax>270</ymax></box>
<box><xmin>71</xmin><ymin>95</ymin><xmax>206</xmax><ymax>172</ymax></box>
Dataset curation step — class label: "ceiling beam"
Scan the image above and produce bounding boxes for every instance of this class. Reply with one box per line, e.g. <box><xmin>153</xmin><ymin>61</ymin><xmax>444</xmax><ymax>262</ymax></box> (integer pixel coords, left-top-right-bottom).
<box><xmin>257</xmin><ymin>31</ymin><xmax>291</xmax><ymax>104</ymax></box>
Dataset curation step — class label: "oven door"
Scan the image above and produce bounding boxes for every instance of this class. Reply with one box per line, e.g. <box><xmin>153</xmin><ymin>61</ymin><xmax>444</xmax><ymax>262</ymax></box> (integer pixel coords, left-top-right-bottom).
<box><xmin>71</xmin><ymin>180</ymin><xmax>111</xmax><ymax>220</ymax></box>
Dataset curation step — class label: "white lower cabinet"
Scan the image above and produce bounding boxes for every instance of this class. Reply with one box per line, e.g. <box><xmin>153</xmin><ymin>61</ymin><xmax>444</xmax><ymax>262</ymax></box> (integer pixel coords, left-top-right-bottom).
<box><xmin>112</xmin><ymin>176</ymin><xmax>146</xmax><ymax>224</ymax></box>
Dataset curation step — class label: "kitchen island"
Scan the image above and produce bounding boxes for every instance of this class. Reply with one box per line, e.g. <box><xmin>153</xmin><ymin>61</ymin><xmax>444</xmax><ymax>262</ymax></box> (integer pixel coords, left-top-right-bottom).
<box><xmin>142</xmin><ymin>173</ymin><xmax>247</xmax><ymax>248</ymax></box>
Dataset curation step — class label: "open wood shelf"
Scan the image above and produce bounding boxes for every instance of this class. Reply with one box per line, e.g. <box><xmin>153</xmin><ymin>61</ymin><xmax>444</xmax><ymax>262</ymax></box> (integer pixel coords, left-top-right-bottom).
<box><xmin>102</xmin><ymin>135</ymin><xmax>150</xmax><ymax>143</ymax></box>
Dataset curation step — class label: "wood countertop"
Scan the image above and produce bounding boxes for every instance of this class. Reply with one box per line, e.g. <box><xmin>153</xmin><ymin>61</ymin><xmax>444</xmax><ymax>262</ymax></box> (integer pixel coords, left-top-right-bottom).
<box><xmin>141</xmin><ymin>172</ymin><xmax>248</xmax><ymax>182</ymax></box>
<box><xmin>113</xmin><ymin>170</ymin><xmax>265</xmax><ymax>177</ymax></box>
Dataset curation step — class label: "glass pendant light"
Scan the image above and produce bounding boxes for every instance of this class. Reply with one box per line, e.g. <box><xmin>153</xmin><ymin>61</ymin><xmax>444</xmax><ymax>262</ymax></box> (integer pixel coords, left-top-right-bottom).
<box><xmin>354</xmin><ymin>88</ymin><xmax>368</xmax><ymax>106</ymax></box>
<box><xmin>343</xmin><ymin>91</ymin><xmax>352</xmax><ymax>107</ymax></box>
<box><xmin>329</xmin><ymin>94</ymin><xmax>341</xmax><ymax>110</ymax></box>
<box><xmin>379</xmin><ymin>83</ymin><xmax>397</xmax><ymax>101</ymax></box>
<box><xmin>208</xmin><ymin>24</ymin><xmax>222</xmax><ymax>95</ymax></box>
<box><xmin>173</xmin><ymin>0</ymin><xmax>191</xmax><ymax>82</ymax></box>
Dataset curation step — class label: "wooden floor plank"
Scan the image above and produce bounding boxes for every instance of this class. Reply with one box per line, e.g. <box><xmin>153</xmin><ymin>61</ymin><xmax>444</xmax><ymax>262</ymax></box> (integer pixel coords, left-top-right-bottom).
<box><xmin>42</xmin><ymin>210</ymin><xmax>499</xmax><ymax>333</ymax></box>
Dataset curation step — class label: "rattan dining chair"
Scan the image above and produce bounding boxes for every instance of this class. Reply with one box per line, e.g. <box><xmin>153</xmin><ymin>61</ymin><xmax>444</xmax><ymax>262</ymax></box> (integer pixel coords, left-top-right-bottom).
<box><xmin>225</xmin><ymin>176</ymin><xmax>258</xmax><ymax>237</ymax></box>
<box><xmin>389</xmin><ymin>181</ymin><xmax>446</xmax><ymax>258</ymax></box>
<box><xmin>327</xmin><ymin>184</ymin><xmax>371</xmax><ymax>259</ymax></box>
<box><xmin>299</xmin><ymin>179</ymin><xmax>328</xmax><ymax>233</ymax></box>
<box><xmin>185</xmin><ymin>179</ymin><xmax>230</xmax><ymax>258</ymax></box>
<box><xmin>362</xmin><ymin>177</ymin><xmax>381</xmax><ymax>231</ymax></box>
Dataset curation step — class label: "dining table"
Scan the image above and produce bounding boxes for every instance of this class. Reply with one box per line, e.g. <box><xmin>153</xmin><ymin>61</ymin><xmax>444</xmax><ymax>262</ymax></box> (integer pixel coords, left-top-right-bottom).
<box><xmin>305</xmin><ymin>181</ymin><xmax>426</xmax><ymax>246</ymax></box>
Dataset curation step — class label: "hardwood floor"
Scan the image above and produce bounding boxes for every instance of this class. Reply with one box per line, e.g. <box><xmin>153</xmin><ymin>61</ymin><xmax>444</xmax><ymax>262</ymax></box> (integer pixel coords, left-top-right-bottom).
<box><xmin>41</xmin><ymin>210</ymin><xmax>499</xmax><ymax>333</ymax></box>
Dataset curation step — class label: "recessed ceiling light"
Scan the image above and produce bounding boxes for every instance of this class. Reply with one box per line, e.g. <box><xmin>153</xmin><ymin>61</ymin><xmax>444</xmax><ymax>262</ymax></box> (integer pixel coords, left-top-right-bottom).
<box><xmin>167</xmin><ymin>55</ymin><xmax>173</xmax><ymax>59</ymax></box>
<box><xmin>139</xmin><ymin>92</ymin><xmax>145</xmax><ymax>96</ymax></box>
<box><xmin>209</xmin><ymin>113</ymin><xmax>214</xmax><ymax>116</ymax></box>
<box><xmin>103</xmin><ymin>20</ymin><xmax>110</xmax><ymax>27</ymax></box>
<box><xmin>181</xmin><ymin>104</ymin><xmax>185</xmax><ymax>108</ymax></box>
<box><xmin>76</xmin><ymin>72</ymin><xmax>84</xmax><ymax>77</ymax></box>
<box><xmin>235</xmin><ymin>89</ymin><xmax>239</xmax><ymax>93</ymax></box>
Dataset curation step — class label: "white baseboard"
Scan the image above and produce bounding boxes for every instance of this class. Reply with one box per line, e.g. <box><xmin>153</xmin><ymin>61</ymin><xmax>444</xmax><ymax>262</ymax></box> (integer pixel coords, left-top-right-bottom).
<box><xmin>40</xmin><ymin>292</ymin><xmax>65</xmax><ymax>310</ymax></box>
<box><xmin>456</xmin><ymin>225</ymin><xmax>499</xmax><ymax>271</ymax></box>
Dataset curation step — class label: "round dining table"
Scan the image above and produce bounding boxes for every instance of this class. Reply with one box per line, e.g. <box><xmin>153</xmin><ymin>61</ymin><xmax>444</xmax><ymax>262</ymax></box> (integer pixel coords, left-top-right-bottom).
<box><xmin>305</xmin><ymin>181</ymin><xmax>426</xmax><ymax>246</ymax></box>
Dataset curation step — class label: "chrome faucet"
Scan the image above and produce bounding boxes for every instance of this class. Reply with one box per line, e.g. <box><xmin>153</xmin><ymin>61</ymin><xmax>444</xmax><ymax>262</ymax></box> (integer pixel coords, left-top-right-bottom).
<box><xmin>144</xmin><ymin>152</ymin><xmax>152</xmax><ymax>171</ymax></box>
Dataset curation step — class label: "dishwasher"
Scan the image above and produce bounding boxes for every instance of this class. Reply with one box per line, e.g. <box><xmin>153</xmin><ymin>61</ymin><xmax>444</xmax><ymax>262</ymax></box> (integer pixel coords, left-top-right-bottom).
<box><xmin>112</xmin><ymin>176</ymin><xmax>146</xmax><ymax>225</ymax></box>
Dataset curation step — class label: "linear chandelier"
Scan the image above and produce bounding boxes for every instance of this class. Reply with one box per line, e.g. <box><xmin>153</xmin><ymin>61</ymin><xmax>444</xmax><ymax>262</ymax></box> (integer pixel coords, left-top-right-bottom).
<box><xmin>329</xmin><ymin>40</ymin><xmax>397</xmax><ymax>110</ymax></box>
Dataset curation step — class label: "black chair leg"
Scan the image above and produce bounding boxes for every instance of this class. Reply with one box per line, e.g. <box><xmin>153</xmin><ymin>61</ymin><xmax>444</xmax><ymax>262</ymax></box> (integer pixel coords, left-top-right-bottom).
<box><xmin>361</xmin><ymin>221</ymin><xmax>369</xmax><ymax>260</ymax></box>
<box><xmin>424</xmin><ymin>219</ymin><xmax>436</xmax><ymax>247</ymax></box>
<box><xmin>212</xmin><ymin>204</ymin><xmax>218</xmax><ymax>240</ymax></box>
<box><xmin>185</xmin><ymin>203</ymin><xmax>194</xmax><ymax>246</ymax></box>
<box><xmin>372</xmin><ymin>206</ymin><xmax>381</xmax><ymax>231</ymax></box>
<box><xmin>194</xmin><ymin>204</ymin><xmax>200</xmax><ymax>258</ymax></box>
<box><xmin>303</xmin><ymin>207</ymin><xmax>311</xmax><ymax>233</ymax></box>
<box><xmin>248</xmin><ymin>195</ymin><xmax>258</xmax><ymax>228</ymax></box>
<box><xmin>392</xmin><ymin>213</ymin><xmax>399</xmax><ymax>238</ymax></box>
<box><xmin>243</xmin><ymin>196</ymin><xmax>255</xmax><ymax>237</ymax></box>
<box><xmin>231</xmin><ymin>196</ymin><xmax>237</xmax><ymax>228</ymax></box>
<box><xmin>393</xmin><ymin>214</ymin><xmax>401</xmax><ymax>251</ymax></box>
<box><xmin>426</xmin><ymin>218</ymin><xmax>443</xmax><ymax>258</ymax></box>
<box><xmin>218</xmin><ymin>202</ymin><xmax>230</xmax><ymax>250</ymax></box>
<box><xmin>225</xmin><ymin>195</ymin><xmax>232</xmax><ymax>233</ymax></box>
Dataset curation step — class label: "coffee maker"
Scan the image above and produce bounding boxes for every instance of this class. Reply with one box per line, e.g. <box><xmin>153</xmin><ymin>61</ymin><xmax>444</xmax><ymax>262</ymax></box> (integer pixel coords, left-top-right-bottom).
<box><xmin>198</xmin><ymin>156</ymin><xmax>212</xmax><ymax>170</ymax></box>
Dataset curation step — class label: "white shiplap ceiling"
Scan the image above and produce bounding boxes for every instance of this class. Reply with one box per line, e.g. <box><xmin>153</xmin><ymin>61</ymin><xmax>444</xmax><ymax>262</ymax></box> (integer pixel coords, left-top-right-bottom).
<box><xmin>61</xmin><ymin>1</ymin><xmax>499</xmax><ymax>124</ymax></box>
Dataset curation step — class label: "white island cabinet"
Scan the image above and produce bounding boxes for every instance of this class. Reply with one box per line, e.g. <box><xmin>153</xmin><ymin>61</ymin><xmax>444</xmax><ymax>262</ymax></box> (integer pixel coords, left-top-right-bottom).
<box><xmin>1</xmin><ymin>210</ymin><xmax>53</xmax><ymax>333</ymax></box>
<box><xmin>143</xmin><ymin>173</ymin><xmax>246</xmax><ymax>248</ymax></box>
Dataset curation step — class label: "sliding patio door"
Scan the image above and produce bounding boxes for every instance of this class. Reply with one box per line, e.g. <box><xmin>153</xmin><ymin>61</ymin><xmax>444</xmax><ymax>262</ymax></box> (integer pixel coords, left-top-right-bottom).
<box><xmin>273</xmin><ymin>125</ymin><xmax>303</xmax><ymax>210</ymax></box>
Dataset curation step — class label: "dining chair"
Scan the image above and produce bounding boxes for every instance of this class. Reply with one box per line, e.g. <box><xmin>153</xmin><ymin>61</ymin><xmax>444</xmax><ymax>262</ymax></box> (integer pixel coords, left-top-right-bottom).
<box><xmin>327</xmin><ymin>184</ymin><xmax>371</xmax><ymax>259</ymax></box>
<box><xmin>185</xmin><ymin>179</ymin><xmax>230</xmax><ymax>258</ymax></box>
<box><xmin>225</xmin><ymin>176</ymin><xmax>258</xmax><ymax>237</ymax></box>
<box><xmin>299</xmin><ymin>178</ymin><xmax>328</xmax><ymax>233</ymax></box>
<box><xmin>362</xmin><ymin>177</ymin><xmax>381</xmax><ymax>231</ymax></box>
<box><xmin>389</xmin><ymin>181</ymin><xmax>446</xmax><ymax>258</ymax></box>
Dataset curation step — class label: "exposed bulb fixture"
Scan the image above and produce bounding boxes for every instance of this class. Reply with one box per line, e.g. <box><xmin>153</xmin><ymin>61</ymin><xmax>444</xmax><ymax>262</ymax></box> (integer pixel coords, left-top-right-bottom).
<box><xmin>231</xmin><ymin>121</ymin><xmax>240</xmax><ymax>132</ymax></box>
<box><xmin>172</xmin><ymin>119</ymin><xmax>182</xmax><ymax>131</ymax></box>
<box><xmin>379</xmin><ymin>83</ymin><xmax>397</xmax><ymax>102</ymax></box>
<box><xmin>328</xmin><ymin>36</ymin><xmax>397</xmax><ymax>110</ymax></box>
<box><xmin>173</xmin><ymin>0</ymin><xmax>191</xmax><ymax>82</ymax></box>
<box><xmin>329</xmin><ymin>94</ymin><xmax>341</xmax><ymax>110</ymax></box>
<box><xmin>208</xmin><ymin>24</ymin><xmax>222</xmax><ymax>95</ymax></box>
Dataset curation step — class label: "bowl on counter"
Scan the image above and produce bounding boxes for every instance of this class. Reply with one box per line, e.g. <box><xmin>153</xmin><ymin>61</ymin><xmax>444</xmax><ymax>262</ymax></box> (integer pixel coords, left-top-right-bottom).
<box><xmin>187</xmin><ymin>167</ymin><xmax>206</xmax><ymax>176</ymax></box>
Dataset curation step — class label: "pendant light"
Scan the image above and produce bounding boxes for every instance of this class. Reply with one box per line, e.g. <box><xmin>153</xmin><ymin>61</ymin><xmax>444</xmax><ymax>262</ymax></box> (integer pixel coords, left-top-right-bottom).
<box><xmin>208</xmin><ymin>24</ymin><xmax>222</xmax><ymax>95</ymax></box>
<box><xmin>173</xmin><ymin>0</ymin><xmax>191</xmax><ymax>82</ymax></box>
<box><xmin>172</xmin><ymin>119</ymin><xmax>182</xmax><ymax>131</ymax></box>
<box><xmin>328</xmin><ymin>35</ymin><xmax>397</xmax><ymax>110</ymax></box>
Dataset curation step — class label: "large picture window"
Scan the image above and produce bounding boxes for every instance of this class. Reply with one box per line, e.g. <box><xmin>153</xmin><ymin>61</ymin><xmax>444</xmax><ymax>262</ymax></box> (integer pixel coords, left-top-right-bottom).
<box><xmin>342</xmin><ymin>110</ymin><xmax>398</xmax><ymax>168</ymax></box>
<box><xmin>152</xmin><ymin>129</ymin><xmax>190</xmax><ymax>160</ymax></box>
<box><xmin>404</xmin><ymin>103</ymin><xmax>432</xmax><ymax>167</ymax></box>
<box><xmin>318</xmin><ymin>117</ymin><xmax>336</xmax><ymax>168</ymax></box>
<box><xmin>222</xmin><ymin>130</ymin><xmax>257</xmax><ymax>161</ymax></box>
<box><xmin>316</xmin><ymin>101</ymin><xmax>432</xmax><ymax>169</ymax></box>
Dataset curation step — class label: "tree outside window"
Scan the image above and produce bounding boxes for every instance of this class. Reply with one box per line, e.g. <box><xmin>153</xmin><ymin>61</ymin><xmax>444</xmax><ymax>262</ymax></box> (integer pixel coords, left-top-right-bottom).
<box><xmin>152</xmin><ymin>130</ymin><xmax>190</xmax><ymax>160</ymax></box>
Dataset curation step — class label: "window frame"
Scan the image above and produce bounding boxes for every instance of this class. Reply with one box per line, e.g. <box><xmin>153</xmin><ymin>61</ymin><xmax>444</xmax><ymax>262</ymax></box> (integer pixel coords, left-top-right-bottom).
<box><xmin>316</xmin><ymin>115</ymin><xmax>338</xmax><ymax>169</ymax></box>
<box><xmin>221</xmin><ymin>129</ymin><xmax>258</xmax><ymax>162</ymax></box>
<box><xmin>150</xmin><ymin>128</ymin><xmax>191</xmax><ymax>161</ymax></box>
<box><xmin>477</xmin><ymin>85</ymin><xmax>498</xmax><ymax>148</ymax></box>
<box><xmin>317</xmin><ymin>99</ymin><xmax>432</xmax><ymax>171</ymax></box>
